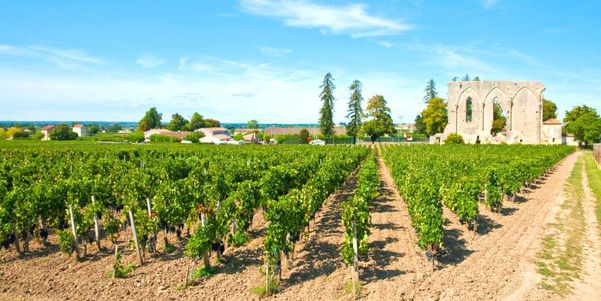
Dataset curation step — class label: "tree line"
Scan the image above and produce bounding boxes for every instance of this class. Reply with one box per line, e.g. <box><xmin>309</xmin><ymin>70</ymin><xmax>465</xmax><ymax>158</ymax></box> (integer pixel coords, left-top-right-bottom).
<box><xmin>318</xmin><ymin>73</ymin><xmax>396</xmax><ymax>143</ymax></box>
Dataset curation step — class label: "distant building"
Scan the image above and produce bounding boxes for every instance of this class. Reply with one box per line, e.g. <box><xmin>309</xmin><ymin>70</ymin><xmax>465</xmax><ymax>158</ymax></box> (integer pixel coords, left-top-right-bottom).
<box><xmin>264</xmin><ymin>126</ymin><xmax>346</xmax><ymax>136</ymax></box>
<box><xmin>143</xmin><ymin>129</ymin><xmax>190</xmax><ymax>141</ymax></box>
<box><xmin>72</xmin><ymin>124</ymin><xmax>89</xmax><ymax>137</ymax></box>
<box><xmin>233</xmin><ymin>128</ymin><xmax>260</xmax><ymax>135</ymax></box>
<box><xmin>196</xmin><ymin>127</ymin><xmax>230</xmax><ymax>136</ymax></box>
<box><xmin>200</xmin><ymin>134</ymin><xmax>231</xmax><ymax>144</ymax></box>
<box><xmin>542</xmin><ymin>118</ymin><xmax>562</xmax><ymax>145</ymax></box>
<box><xmin>397</xmin><ymin>123</ymin><xmax>416</xmax><ymax>132</ymax></box>
<box><xmin>41</xmin><ymin>125</ymin><xmax>55</xmax><ymax>141</ymax></box>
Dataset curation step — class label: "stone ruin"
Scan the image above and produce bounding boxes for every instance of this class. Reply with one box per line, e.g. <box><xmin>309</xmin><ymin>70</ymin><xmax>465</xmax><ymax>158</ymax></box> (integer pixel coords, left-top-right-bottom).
<box><xmin>431</xmin><ymin>80</ymin><xmax>562</xmax><ymax>144</ymax></box>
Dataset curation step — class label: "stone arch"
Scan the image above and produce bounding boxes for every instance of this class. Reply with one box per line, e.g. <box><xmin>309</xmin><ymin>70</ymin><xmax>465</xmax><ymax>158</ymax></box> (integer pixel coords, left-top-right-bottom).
<box><xmin>456</xmin><ymin>88</ymin><xmax>481</xmax><ymax>124</ymax></box>
<box><xmin>483</xmin><ymin>87</ymin><xmax>507</xmax><ymax>133</ymax></box>
<box><xmin>512</xmin><ymin>87</ymin><xmax>539</xmax><ymax>142</ymax></box>
<box><xmin>466</xmin><ymin>97</ymin><xmax>473</xmax><ymax>123</ymax></box>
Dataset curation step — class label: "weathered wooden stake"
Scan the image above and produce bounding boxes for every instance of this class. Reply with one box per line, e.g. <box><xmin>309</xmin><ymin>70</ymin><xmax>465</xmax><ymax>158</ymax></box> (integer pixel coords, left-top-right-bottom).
<box><xmin>91</xmin><ymin>195</ymin><xmax>101</xmax><ymax>251</ymax></box>
<box><xmin>13</xmin><ymin>228</ymin><xmax>21</xmax><ymax>254</ymax></box>
<box><xmin>68</xmin><ymin>205</ymin><xmax>80</xmax><ymax>259</ymax></box>
<box><xmin>128</xmin><ymin>210</ymin><xmax>144</xmax><ymax>265</ymax></box>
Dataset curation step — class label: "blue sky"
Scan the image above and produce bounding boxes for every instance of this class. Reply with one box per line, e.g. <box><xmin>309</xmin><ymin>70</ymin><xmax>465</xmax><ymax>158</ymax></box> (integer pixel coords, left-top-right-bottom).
<box><xmin>0</xmin><ymin>0</ymin><xmax>600</xmax><ymax>123</ymax></box>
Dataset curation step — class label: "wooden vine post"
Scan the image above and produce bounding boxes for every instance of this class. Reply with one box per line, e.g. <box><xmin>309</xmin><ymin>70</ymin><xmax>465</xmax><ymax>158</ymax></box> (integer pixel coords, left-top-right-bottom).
<box><xmin>128</xmin><ymin>210</ymin><xmax>144</xmax><ymax>265</ymax></box>
<box><xmin>351</xmin><ymin>221</ymin><xmax>359</xmax><ymax>298</ymax></box>
<box><xmin>91</xmin><ymin>195</ymin><xmax>101</xmax><ymax>251</ymax></box>
<box><xmin>68</xmin><ymin>204</ymin><xmax>80</xmax><ymax>259</ymax></box>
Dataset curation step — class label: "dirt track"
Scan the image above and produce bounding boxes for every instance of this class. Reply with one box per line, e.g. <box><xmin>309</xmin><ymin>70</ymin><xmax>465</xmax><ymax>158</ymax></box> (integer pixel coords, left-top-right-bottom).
<box><xmin>0</xmin><ymin>151</ymin><xmax>592</xmax><ymax>300</ymax></box>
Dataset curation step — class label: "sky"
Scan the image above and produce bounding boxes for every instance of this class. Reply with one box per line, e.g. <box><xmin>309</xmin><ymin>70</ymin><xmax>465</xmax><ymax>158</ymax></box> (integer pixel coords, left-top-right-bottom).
<box><xmin>0</xmin><ymin>0</ymin><xmax>600</xmax><ymax>123</ymax></box>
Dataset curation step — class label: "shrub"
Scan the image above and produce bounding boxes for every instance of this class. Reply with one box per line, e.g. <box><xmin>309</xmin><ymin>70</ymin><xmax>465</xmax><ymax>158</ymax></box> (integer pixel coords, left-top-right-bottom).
<box><xmin>127</xmin><ymin>132</ymin><xmax>145</xmax><ymax>143</ymax></box>
<box><xmin>50</xmin><ymin>124</ymin><xmax>78</xmax><ymax>140</ymax></box>
<box><xmin>444</xmin><ymin>133</ymin><xmax>465</xmax><ymax>144</ymax></box>
<box><xmin>184</xmin><ymin>132</ymin><xmax>205</xmax><ymax>143</ymax></box>
<box><xmin>150</xmin><ymin>134</ymin><xmax>179</xmax><ymax>143</ymax></box>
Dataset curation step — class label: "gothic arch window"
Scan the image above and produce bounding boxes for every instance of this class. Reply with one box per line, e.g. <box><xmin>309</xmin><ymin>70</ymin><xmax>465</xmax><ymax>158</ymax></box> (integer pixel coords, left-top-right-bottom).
<box><xmin>466</xmin><ymin>97</ymin><xmax>473</xmax><ymax>122</ymax></box>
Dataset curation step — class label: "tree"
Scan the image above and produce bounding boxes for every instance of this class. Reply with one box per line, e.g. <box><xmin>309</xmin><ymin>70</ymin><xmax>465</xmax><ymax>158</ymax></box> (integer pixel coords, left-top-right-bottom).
<box><xmin>88</xmin><ymin>124</ymin><xmax>100</xmax><ymax>135</ymax></box>
<box><xmin>473</xmin><ymin>76</ymin><xmax>480</xmax><ymax>81</ymax></box>
<box><xmin>414</xmin><ymin>114</ymin><xmax>425</xmax><ymax>134</ymax></box>
<box><xmin>564</xmin><ymin>106</ymin><xmax>601</xmax><ymax>145</ymax></box>
<box><xmin>0</xmin><ymin>128</ymin><xmax>6</xmax><ymax>140</ymax></box>
<box><xmin>166</xmin><ymin>113</ymin><xmax>188</xmax><ymax>131</ymax></box>
<box><xmin>50</xmin><ymin>124</ymin><xmax>78</xmax><ymax>140</ymax></box>
<box><xmin>360</xmin><ymin>95</ymin><xmax>395</xmax><ymax>143</ymax></box>
<box><xmin>319</xmin><ymin>72</ymin><xmax>336</xmax><ymax>137</ymax></box>
<box><xmin>138</xmin><ymin>107</ymin><xmax>162</xmax><ymax>131</ymax></box>
<box><xmin>247</xmin><ymin>120</ymin><xmax>259</xmax><ymax>129</ymax></box>
<box><xmin>299</xmin><ymin>129</ymin><xmax>310</xmax><ymax>144</ymax></box>
<box><xmin>346</xmin><ymin>80</ymin><xmax>363</xmax><ymax>144</ymax></box>
<box><xmin>462</xmin><ymin>74</ymin><xmax>470</xmax><ymax>81</ymax></box>
<box><xmin>543</xmin><ymin>99</ymin><xmax>558</xmax><ymax>121</ymax></box>
<box><xmin>563</xmin><ymin>105</ymin><xmax>595</xmax><ymax>125</ymax></box>
<box><xmin>233</xmin><ymin>133</ymin><xmax>244</xmax><ymax>141</ymax></box>
<box><xmin>491</xmin><ymin>101</ymin><xmax>507</xmax><ymax>135</ymax></box>
<box><xmin>202</xmin><ymin>119</ymin><xmax>220</xmax><ymax>128</ymax></box>
<box><xmin>423</xmin><ymin>79</ymin><xmax>437</xmax><ymax>103</ymax></box>
<box><xmin>420</xmin><ymin>97</ymin><xmax>448</xmax><ymax>137</ymax></box>
<box><xmin>187</xmin><ymin>113</ymin><xmax>204</xmax><ymax>131</ymax></box>
<box><xmin>6</xmin><ymin>127</ymin><xmax>22</xmax><ymax>139</ymax></box>
<box><xmin>108</xmin><ymin>123</ymin><xmax>122</xmax><ymax>133</ymax></box>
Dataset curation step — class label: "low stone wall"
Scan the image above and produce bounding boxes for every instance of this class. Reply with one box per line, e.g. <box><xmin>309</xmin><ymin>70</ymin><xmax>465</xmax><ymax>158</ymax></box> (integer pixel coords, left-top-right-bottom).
<box><xmin>594</xmin><ymin>144</ymin><xmax>601</xmax><ymax>167</ymax></box>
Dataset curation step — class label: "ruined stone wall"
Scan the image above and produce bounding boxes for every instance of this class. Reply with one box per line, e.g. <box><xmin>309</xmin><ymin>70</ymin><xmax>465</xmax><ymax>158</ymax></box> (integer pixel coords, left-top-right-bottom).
<box><xmin>443</xmin><ymin>81</ymin><xmax>545</xmax><ymax>144</ymax></box>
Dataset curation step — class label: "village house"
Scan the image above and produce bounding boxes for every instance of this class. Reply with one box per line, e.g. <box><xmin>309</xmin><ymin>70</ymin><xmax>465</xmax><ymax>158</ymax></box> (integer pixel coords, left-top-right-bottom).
<box><xmin>72</xmin><ymin>124</ymin><xmax>89</xmax><ymax>137</ymax></box>
<box><xmin>41</xmin><ymin>125</ymin><xmax>55</xmax><ymax>141</ymax></box>
<box><xmin>264</xmin><ymin>126</ymin><xmax>347</xmax><ymax>137</ymax></box>
<box><xmin>196</xmin><ymin>127</ymin><xmax>230</xmax><ymax>137</ymax></box>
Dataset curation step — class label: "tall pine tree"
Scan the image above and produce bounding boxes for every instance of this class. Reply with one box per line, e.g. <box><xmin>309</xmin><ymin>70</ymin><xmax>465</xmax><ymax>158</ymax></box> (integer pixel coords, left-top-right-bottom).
<box><xmin>319</xmin><ymin>72</ymin><xmax>336</xmax><ymax>137</ymax></box>
<box><xmin>423</xmin><ymin>79</ymin><xmax>437</xmax><ymax>103</ymax></box>
<box><xmin>346</xmin><ymin>80</ymin><xmax>363</xmax><ymax>144</ymax></box>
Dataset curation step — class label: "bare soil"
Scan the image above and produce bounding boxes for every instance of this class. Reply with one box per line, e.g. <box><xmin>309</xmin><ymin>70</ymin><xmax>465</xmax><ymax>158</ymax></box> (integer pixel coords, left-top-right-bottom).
<box><xmin>0</xmin><ymin>151</ymin><xmax>586</xmax><ymax>301</ymax></box>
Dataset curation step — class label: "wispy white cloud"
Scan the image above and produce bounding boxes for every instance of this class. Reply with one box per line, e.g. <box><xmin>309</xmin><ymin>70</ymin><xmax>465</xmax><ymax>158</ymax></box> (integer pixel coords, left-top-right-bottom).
<box><xmin>377</xmin><ymin>41</ymin><xmax>394</xmax><ymax>48</ymax></box>
<box><xmin>481</xmin><ymin>0</ymin><xmax>498</xmax><ymax>9</ymax></box>
<box><xmin>136</xmin><ymin>54</ymin><xmax>165</xmax><ymax>68</ymax></box>
<box><xmin>0</xmin><ymin>44</ymin><xmax>104</xmax><ymax>70</ymax></box>
<box><xmin>258</xmin><ymin>46</ymin><xmax>293</xmax><ymax>57</ymax></box>
<box><xmin>239</xmin><ymin>0</ymin><xmax>413</xmax><ymax>38</ymax></box>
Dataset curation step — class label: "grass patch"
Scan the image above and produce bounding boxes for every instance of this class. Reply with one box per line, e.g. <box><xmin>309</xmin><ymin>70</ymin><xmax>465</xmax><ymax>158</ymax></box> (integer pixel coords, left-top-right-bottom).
<box><xmin>163</xmin><ymin>241</ymin><xmax>176</xmax><ymax>254</ymax></box>
<box><xmin>251</xmin><ymin>277</ymin><xmax>278</xmax><ymax>297</ymax></box>
<box><xmin>584</xmin><ymin>154</ymin><xmax>601</xmax><ymax>227</ymax></box>
<box><xmin>344</xmin><ymin>279</ymin><xmax>363</xmax><ymax>297</ymax></box>
<box><xmin>534</xmin><ymin>156</ymin><xmax>587</xmax><ymax>296</ymax></box>
<box><xmin>192</xmin><ymin>265</ymin><xmax>217</xmax><ymax>279</ymax></box>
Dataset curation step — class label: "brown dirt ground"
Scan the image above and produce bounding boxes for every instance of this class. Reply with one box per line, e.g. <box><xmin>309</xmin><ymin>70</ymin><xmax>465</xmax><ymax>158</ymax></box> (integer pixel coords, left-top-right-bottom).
<box><xmin>0</xmin><ymin>151</ymin><xmax>584</xmax><ymax>301</ymax></box>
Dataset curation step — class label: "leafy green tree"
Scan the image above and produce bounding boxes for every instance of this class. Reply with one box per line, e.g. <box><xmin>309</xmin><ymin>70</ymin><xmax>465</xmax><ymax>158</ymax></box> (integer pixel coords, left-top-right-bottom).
<box><xmin>346</xmin><ymin>80</ymin><xmax>363</xmax><ymax>144</ymax></box>
<box><xmin>564</xmin><ymin>107</ymin><xmax>601</xmax><ymax>145</ymax></box>
<box><xmin>299</xmin><ymin>129</ymin><xmax>310</xmax><ymax>144</ymax></box>
<box><xmin>187</xmin><ymin>113</ymin><xmax>204</xmax><ymax>131</ymax></box>
<box><xmin>87</xmin><ymin>124</ymin><xmax>100</xmax><ymax>135</ymax></box>
<box><xmin>247</xmin><ymin>119</ymin><xmax>259</xmax><ymax>129</ymax></box>
<box><xmin>563</xmin><ymin>105</ymin><xmax>595</xmax><ymax>125</ymax></box>
<box><xmin>462</xmin><ymin>74</ymin><xmax>470</xmax><ymax>81</ymax></box>
<box><xmin>543</xmin><ymin>99</ymin><xmax>558</xmax><ymax>121</ymax></box>
<box><xmin>360</xmin><ymin>95</ymin><xmax>395</xmax><ymax>143</ymax></box>
<box><xmin>319</xmin><ymin>72</ymin><xmax>336</xmax><ymax>137</ymax></box>
<box><xmin>414</xmin><ymin>114</ymin><xmax>426</xmax><ymax>134</ymax></box>
<box><xmin>491</xmin><ymin>101</ymin><xmax>507</xmax><ymax>135</ymax></box>
<box><xmin>202</xmin><ymin>119</ymin><xmax>220</xmax><ymax>128</ymax></box>
<box><xmin>473</xmin><ymin>76</ymin><xmax>480</xmax><ymax>81</ymax></box>
<box><xmin>108</xmin><ymin>123</ymin><xmax>122</xmax><ymax>133</ymax></box>
<box><xmin>138</xmin><ymin>107</ymin><xmax>162</xmax><ymax>131</ymax></box>
<box><xmin>166</xmin><ymin>113</ymin><xmax>188</xmax><ymax>131</ymax></box>
<box><xmin>50</xmin><ymin>124</ymin><xmax>78</xmax><ymax>140</ymax></box>
<box><xmin>6</xmin><ymin>127</ymin><xmax>22</xmax><ymax>139</ymax></box>
<box><xmin>0</xmin><ymin>128</ymin><xmax>7</xmax><ymax>140</ymax></box>
<box><xmin>420</xmin><ymin>98</ymin><xmax>448</xmax><ymax>137</ymax></box>
<box><xmin>423</xmin><ymin>79</ymin><xmax>437</xmax><ymax>103</ymax></box>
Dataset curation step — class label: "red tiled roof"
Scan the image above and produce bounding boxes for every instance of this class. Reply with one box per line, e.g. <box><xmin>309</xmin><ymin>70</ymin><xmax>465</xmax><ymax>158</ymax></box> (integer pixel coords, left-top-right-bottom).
<box><xmin>41</xmin><ymin>125</ymin><xmax>55</xmax><ymax>131</ymax></box>
<box><xmin>543</xmin><ymin>118</ymin><xmax>561</xmax><ymax>125</ymax></box>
